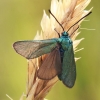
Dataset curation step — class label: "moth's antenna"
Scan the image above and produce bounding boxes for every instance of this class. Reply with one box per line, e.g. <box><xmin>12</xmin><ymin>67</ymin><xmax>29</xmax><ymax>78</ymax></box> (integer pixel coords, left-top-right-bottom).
<box><xmin>49</xmin><ymin>9</ymin><xmax>64</xmax><ymax>32</ymax></box>
<box><xmin>54</xmin><ymin>28</ymin><xmax>60</xmax><ymax>38</ymax></box>
<box><xmin>70</xmin><ymin>26</ymin><xmax>79</xmax><ymax>37</ymax></box>
<box><xmin>67</xmin><ymin>11</ymin><xmax>92</xmax><ymax>32</ymax></box>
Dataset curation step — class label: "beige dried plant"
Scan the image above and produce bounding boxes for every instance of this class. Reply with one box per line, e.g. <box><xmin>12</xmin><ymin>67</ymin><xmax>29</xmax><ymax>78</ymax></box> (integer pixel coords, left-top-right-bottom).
<box><xmin>20</xmin><ymin>0</ymin><xmax>92</xmax><ymax>100</ymax></box>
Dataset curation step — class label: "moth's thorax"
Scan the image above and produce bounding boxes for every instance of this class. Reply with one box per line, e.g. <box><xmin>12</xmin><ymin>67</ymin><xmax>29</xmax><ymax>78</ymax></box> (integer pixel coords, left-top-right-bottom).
<box><xmin>57</xmin><ymin>32</ymin><xmax>72</xmax><ymax>50</ymax></box>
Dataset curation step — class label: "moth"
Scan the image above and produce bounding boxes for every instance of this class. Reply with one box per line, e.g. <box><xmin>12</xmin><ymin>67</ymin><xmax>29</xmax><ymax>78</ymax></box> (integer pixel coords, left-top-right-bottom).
<box><xmin>13</xmin><ymin>10</ymin><xmax>92</xmax><ymax>88</ymax></box>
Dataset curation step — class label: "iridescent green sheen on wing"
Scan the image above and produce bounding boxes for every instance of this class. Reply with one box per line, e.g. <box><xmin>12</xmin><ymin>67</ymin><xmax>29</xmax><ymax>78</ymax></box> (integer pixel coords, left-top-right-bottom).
<box><xmin>13</xmin><ymin>39</ymin><xmax>58</xmax><ymax>59</ymax></box>
<box><xmin>60</xmin><ymin>45</ymin><xmax>76</xmax><ymax>88</ymax></box>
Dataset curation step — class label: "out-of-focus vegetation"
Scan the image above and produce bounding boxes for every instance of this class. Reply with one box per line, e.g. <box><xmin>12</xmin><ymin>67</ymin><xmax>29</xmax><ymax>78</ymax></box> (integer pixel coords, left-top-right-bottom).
<box><xmin>0</xmin><ymin>0</ymin><xmax>99</xmax><ymax>100</ymax></box>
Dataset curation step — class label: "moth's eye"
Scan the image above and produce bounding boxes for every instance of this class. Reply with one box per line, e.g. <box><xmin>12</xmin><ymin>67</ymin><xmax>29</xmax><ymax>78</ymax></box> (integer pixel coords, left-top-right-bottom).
<box><xmin>62</xmin><ymin>31</ymin><xmax>68</xmax><ymax>36</ymax></box>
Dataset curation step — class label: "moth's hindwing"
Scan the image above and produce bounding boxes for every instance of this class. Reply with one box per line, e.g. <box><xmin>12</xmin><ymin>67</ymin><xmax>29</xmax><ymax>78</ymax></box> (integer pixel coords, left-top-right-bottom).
<box><xmin>37</xmin><ymin>47</ymin><xmax>61</xmax><ymax>80</ymax></box>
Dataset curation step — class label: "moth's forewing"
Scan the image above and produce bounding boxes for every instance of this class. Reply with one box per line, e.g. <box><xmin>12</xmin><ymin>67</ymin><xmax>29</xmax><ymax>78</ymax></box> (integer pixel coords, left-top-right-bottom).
<box><xmin>13</xmin><ymin>39</ymin><xmax>57</xmax><ymax>59</ymax></box>
<box><xmin>37</xmin><ymin>47</ymin><xmax>61</xmax><ymax>80</ymax></box>
<box><xmin>61</xmin><ymin>45</ymin><xmax>76</xmax><ymax>88</ymax></box>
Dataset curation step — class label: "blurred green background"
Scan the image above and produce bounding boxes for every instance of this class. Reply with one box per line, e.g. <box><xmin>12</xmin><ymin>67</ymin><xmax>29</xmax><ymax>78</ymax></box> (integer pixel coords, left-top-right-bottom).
<box><xmin>0</xmin><ymin>0</ymin><xmax>99</xmax><ymax>100</ymax></box>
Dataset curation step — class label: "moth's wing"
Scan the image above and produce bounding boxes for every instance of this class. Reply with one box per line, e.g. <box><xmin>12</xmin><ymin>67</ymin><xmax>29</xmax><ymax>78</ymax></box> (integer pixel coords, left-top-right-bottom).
<box><xmin>13</xmin><ymin>39</ymin><xmax>57</xmax><ymax>59</ymax></box>
<box><xmin>61</xmin><ymin>45</ymin><xmax>76</xmax><ymax>88</ymax></box>
<box><xmin>37</xmin><ymin>47</ymin><xmax>62</xmax><ymax>80</ymax></box>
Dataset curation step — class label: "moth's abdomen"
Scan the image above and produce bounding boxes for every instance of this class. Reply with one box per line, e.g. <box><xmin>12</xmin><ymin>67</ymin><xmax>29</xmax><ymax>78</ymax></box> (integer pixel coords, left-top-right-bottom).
<box><xmin>59</xmin><ymin>47</ymin><xmax>64</xmax><ymax>63</ymax></box>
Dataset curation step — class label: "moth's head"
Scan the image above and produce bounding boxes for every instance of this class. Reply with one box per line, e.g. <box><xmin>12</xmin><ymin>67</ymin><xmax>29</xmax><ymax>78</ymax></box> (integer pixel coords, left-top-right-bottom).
<box><xmin>62</xmin><ymin>31</ymin><xmax>69</xmax><ymax>36</ymax></box>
